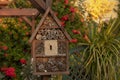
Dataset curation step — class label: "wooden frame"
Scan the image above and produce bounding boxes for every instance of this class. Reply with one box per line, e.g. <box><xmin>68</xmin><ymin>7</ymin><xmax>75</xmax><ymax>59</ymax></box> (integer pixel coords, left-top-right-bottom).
<box><xmin>0</xmin><ymin>8</ymin><xmax>39</xmax><ymax>17</ymax></box>
<box><xmin>32</xmin><ymin>40</ymin><xmax>69</xmax><ymax>75</ymax></box>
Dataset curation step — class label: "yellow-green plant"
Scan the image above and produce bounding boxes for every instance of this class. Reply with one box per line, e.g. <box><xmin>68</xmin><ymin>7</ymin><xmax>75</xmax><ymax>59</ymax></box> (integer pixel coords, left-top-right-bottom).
<box><xmin>80</xmin><ymin>18</ymin><xmax>120</xmax><ymax>80</ymax></box>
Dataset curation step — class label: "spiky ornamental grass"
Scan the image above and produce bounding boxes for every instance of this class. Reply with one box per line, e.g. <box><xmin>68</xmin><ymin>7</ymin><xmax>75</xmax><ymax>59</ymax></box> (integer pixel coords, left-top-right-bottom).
<box><xmin>79</xmin><ymin>18</ymin><xmax>120</xmax><ymax>80</ymax></box>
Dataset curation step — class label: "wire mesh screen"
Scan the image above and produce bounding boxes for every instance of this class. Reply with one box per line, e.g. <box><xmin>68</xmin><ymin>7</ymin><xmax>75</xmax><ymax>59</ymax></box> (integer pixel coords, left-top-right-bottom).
<box><xmin>62</xmin><ymin>46</ymin><xmax>89</xmax><ymax>80</ymax></box>
<box><xmin>22</xmin><ymin>46</ymin><xmax>89</xmax><ymax>80</ymax></box>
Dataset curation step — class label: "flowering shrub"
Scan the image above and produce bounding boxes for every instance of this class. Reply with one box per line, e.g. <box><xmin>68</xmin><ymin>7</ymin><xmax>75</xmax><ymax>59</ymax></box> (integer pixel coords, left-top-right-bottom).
<box><xmin>0</xmin><ymin>17</ymin><xmax>30</xmax><ymax>79</ymax></box>
<box><xmin>0</xmin><ymin>0</ymin><xmax>120</xmax><ymax>80</ymax></box>
<box><xmin>0</xmin><ymin>0</ymin><xmax>81</xmax><ymax>79</ymax></box>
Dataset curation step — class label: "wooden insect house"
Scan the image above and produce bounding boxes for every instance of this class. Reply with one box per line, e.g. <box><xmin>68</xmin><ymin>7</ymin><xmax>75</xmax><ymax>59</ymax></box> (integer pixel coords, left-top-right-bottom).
<box><xmin>29</xmin><ymin>0</ymin><xmax>71</xmax><ymax>75</ymax></box>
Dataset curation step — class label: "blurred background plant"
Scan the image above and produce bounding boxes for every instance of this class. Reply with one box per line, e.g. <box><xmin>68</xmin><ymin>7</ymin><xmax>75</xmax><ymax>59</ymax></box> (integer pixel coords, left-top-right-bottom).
<box><xmin>0</xmin><ymin>0</ymin><xmax>120</xmax><ymax>80</ymax></box>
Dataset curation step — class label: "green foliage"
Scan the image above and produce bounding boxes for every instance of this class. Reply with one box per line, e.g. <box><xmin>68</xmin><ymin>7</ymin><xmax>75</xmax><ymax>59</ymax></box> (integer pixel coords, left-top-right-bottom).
<box><xmin>0</xmin><ymin>0</ymin><xmax>120</xmax><ymax>80</ymax></box>
<box><xmin>80</xmin><ymin>18</ymin><xmax>120</xmax><ymax>80</ymax></box>
<box><xmin>0</xmin><ymin>17</ymin><xmax>31</xmax><ymax>79</ymax></box>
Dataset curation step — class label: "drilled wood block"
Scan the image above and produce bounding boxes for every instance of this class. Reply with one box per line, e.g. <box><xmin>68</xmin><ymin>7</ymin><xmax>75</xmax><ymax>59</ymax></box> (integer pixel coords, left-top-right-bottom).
<box><xmin>36</xmin><ymin>57</ymin><xmax>67</xmax><ymax>72</ymax></box>
<box><xmin>44</xmin><ymin>40</ymin><xmax>58</xmax><ymax>56</ymax></box>
<box><xmin>36</xmin><ymin>28</ymin><xmax>65</xmax><ymax>40</ymax></box>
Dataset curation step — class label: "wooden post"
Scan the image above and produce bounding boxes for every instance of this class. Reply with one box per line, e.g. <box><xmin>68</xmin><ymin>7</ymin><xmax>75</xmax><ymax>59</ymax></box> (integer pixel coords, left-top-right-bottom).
<box><xmin>31</xmin><ymin>16</ymin><xmax>35</xmax><ymax>58</ymax></box>
<box><xmin>41</xmin><ymin>75</ymin><xmax>51</xmax><ymax>80</ymax></box>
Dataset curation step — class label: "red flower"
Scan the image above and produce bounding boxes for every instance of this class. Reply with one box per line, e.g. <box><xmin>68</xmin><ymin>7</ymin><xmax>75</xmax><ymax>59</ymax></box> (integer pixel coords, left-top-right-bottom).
<box><xmin>76</xmin><ymin>31</ymin><xmax>80</xmax><ymax>34</ymax></box>
<box><xmin>0</xmin><ymin>67</ymin><xmax>8</xmax><ymax>72</ymax></box>
<box><xmin>20</xmin><ymin>58</ymin><xmax>26</xmax><ymax>64</ymax></box>
<box><xmin>5</xmin><ymin>67</ymin><xmax>16</xmax><ymax>78</ymax></box>
<box><xmin>70</xmin><ymin>7</ymin><xmax>75</xmax><ymax>13</ymax></box>
<box><xmin>72</xmin><ymin>30</ymin><xmax>80</xmax><ymax>34</ymax></box>
<box><xmin>83</xmin><ymin>34</ymin><xmax>90</xmax><ymax>42</ymax></box>
<box><xmin>61</xmin><ymin>15</ymin><xmax>69</xmax><ymax>21</ymax></box>
<box><xmin>2</xmin><ymin>46</ymin><xmax>8</xmax><ymax>51</ymax></box>
<box><xmin>72</xmin><ymin>30</ymin><xmax>77</xmax><ymax>33</ymax></box>
<box><xmin>70</xmin><ymin>39</ymin><xmax>78</xmax><ymax>43</ymax></box>
<box><xmin>4</xmin><ymin>53</ymin><xmax>8</xmax><ymax>57</ymax></box>
<box><xmin>54</xmin><ymin>12</ymin><xmax>58</xmax><ymax>16</ymax></box>
<box><xmin>61</xmin><ymin>21</ymin><xmax>65</xmax><ymax>27</ymax></box>
<box><xmin>64</xmin><ymin>0</ymin><xmax>69</xmax><ymax>5</ymax></box>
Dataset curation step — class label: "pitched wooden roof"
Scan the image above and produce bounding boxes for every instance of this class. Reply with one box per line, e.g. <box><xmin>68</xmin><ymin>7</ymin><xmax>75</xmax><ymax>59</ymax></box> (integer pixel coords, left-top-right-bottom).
<box><xmin>29</xmin><ymin>0</ymin><xmax>72</xmax><ymax>43</ymax></box>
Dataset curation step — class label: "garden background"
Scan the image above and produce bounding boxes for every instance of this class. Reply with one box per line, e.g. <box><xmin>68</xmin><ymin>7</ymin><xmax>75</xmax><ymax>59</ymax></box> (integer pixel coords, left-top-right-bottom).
<box><xmin>0</xmin><ymin>0</ymin><xmax>120</xmax><ymax>80</ymax></box>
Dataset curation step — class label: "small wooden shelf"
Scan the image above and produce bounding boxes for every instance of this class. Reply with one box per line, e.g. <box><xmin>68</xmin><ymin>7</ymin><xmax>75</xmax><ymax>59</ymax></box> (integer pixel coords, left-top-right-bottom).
<box><xmin>35</xmin><ymin>54</ymin><xmax>66</xmax><ymax>57</ymax></box>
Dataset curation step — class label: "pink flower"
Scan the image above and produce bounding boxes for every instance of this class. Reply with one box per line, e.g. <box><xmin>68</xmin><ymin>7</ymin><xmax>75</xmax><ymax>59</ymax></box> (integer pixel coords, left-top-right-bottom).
<box><xmin>20</xmin><ymin>58</ymin><xmax>26</xmax><ymax>64</ymax></box>
<box><xmin>70</xmin><ymin>7</ymin><xmax>75</xmax><ymax>13</ymax></box>
<box><xmin>61</xmin><ymin>15</ymin><xmax>69</xmax><ymax>21</ymax></box>
<box><xmin>5</xmin><ymin>67</ymin><xmax>16</xmax><ymax>78</ymax></box>
<box><xmin>64</xmin><ymin>0</ymin><xmax>69</xmax><ymax>5</ymax></box>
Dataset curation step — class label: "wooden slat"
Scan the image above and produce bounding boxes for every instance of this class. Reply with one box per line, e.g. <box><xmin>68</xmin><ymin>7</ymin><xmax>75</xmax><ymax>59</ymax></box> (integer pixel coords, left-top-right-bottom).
<box><xmin>36</xmin><ymin>54</ymin><xmax>66</xmax><ymax>57</ymax></box>
<box><xmin>0</xmin><ymin>8</ymin><xmax>39</xmax><ymax>17</ymax></box>
<box><xmin>0</xmin><ymin>1</ymin><xmax>10</xmax><ymax>6</ymax></box>
<box><xmin>29</xmin><ymin>7</ymin><xmax>50</xmax><ymax>43</ymax></box>
<box><xmin>33</xmin><ymin>0</ymin><xmax>46</xmax><ymax>10</ymax></box>
<box><xmin>21</xmin><ymin>17</ymin><xmax>33</xmax><ymax>27</ymax></box>
<box><xmin>34</xmin><ymin>71</ymin><xmax>69</xmax><ymax>75</ymax></box>
<box><xmin>29</xmin><ymin>0</ymin><xmax>44</xmax><ymax>10</ymax></box>
<box><xmin>46</xmin><ymin>0</ymin><xmax>53</xmax><ymax>8</ymax></box>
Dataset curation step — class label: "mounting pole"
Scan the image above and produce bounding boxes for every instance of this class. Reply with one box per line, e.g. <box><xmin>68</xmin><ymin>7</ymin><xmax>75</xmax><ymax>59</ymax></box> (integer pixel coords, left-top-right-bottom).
<box><xmin>41</xmin><ymin>75</ymin><xmax>51</xmax><ymax>80</ymax></box>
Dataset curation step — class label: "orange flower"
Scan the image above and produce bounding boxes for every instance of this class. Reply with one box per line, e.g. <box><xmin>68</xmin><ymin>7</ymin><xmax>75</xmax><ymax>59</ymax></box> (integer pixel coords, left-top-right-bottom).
<box><xmin>0</xmin><ymin>18</ymin><xmax>3</xmax><ymax>23</ymax></box>
<box><xmin>83</xmin><ymin>34</ymin><xmax>90</xmax><ymax>42</ymax></box>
